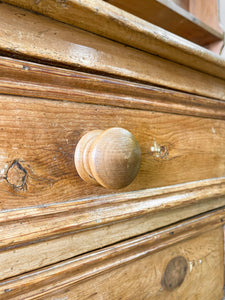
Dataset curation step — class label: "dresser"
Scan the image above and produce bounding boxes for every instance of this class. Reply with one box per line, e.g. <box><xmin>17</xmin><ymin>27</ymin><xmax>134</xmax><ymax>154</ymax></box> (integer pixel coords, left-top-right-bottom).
<box><xmin>0</xmin><ymin>1</ymin><xmax>225</xmax><ymax>299</ymax></box>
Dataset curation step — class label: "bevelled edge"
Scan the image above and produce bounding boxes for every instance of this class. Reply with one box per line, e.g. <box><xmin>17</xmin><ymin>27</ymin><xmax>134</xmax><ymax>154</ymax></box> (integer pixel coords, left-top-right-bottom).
<box><xmin>74</xmin><ymin>130</ymin><xmax>103</xmax><ymax>185</ymax></box>
<box><xmin>0</xmin><ymin>208</ymin><xmax>224</xmax><ymax>299</ymax></box>
<box><xmin>0</xmin><ymin>3</ymin><xmax>224</xmax><ymax>101</ymax></box>
<box><xmin>1</xmin><ymin>57</ymin><xmax>225</xmax><ymax>119</ymax></box>
<box><xmin>2</xmin><ymin>0</ymin><xmax>225</xmax><ymax>81</ymax></box>
<box><xmin>1</xmin><ymin>177</ymin><xmax>225</xmax><ymax>250</ymax></box>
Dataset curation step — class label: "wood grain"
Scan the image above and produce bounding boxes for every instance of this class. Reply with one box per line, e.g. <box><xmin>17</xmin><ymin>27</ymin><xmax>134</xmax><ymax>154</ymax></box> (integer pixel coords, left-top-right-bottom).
<box><xmin>0</xmin><ymin>96</ymin><xmax>225</xmax><ymax>209</ymax></box>
<box><xmin>0</xmin><ymin>213</ymin><xmax>224</xmax><ymax>299</ymax></box>
<box><xmin>0</xmin><ymin>4</ymin><xmax>225</xmax><ymax>100</ymax></box>
<box><xmin>104</xmin><ymin>0</ymin><xmax>223</xmax><ymax>46</ymax></box>
<box><xmin>0</xmin><ymin>95</ymin><xmax>225</xmax><ymax>209</ymax></box>
<box><xmin>1</xmin><ymin>57</ymin><xmax>225</xmax><ymax>119</ymax></box>
<box><xmin>3</xmin><ymin>0</ymin><xmax>225</xmax><ymax>81</ymax></box>
<box><xmin>0</xmin><ymin>178</ymin><xmax>225</xmax><ymax>280</ymax></box>
<box><xmin>75</xmin><ymin>128</ymin><xmax>141</xmax><ymax>189</ymax></box>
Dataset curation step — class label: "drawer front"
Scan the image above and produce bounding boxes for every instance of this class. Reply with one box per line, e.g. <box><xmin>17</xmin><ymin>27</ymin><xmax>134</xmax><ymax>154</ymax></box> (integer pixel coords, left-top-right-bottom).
<box><xmin>1</xmin><ymin>221</ymin><xmax>224</xmax><ymax>299</ymax></box>
<box><xmin>50</xmin><ymin>229</ymin><xmax>223</xmax><ymax>300</ymax></box>
<box><xmin>1</xmin><ymin>95</ymin><xmax>225</xmax><ymax>209</ymax></box>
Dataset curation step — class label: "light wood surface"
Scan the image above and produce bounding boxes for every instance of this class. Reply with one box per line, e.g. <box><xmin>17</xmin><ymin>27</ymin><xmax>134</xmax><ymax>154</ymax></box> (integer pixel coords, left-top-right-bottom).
<box><xmin>0</xmin><ymin>178</ymin><xmax>225</xmax><ymax>280</ymax></box>
<box><xmin>0</xmin><ymin>1</ymin><xmax>225</xmax><ymax>298</ymax></box>
<box><xmin>1</xmin><ymin>57</ymin><xmax>225</xmax><ymax>120</ymax></box>
<box><xmin>3</xmin><ymin>0</ymin><xmax>225</xmax><ymax>81</ymax></box>
<box><xmin>104</xmin><ymin>0</ymin><xmax>223</xmax><ymax>46</ymax></box>
<box><xmin>189</xmin><ymin>0</ymin><xmax>222</xmax><ymax>33</ymax></box>
<box><xmin>0</xmin><ymin>4</ymin><xmax>224</xmax><ymax>100</ymax></box>
<box><xmin>0</xmin><ymin>95</ymin><xmax>225</xmax><ymax>209</ymax></box>
<box><xmin>0</xmin><ymin>213</ymin><xmax>224</xmax><ymax>299</ymax></box>
<box><xmin>75</xmin><ymin>128</ymin><xmax>141</xmax><ymax>189</ymax></box>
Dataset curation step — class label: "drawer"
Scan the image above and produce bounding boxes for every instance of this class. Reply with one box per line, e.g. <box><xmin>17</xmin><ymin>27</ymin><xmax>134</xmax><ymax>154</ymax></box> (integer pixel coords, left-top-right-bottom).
<box><xmin>1</xmin><ymin>57</ymin><xmax>225</xmax><ymax>282</ymax></box>
<box><xmin>1</xmin><ymin>95</ymin><xmax>225</xmax><ymax>210</ymax></box>
<box><xmin>1</xmin><ymin>211</ymin><xmax>224</xmax><ymax>299</ymax></box>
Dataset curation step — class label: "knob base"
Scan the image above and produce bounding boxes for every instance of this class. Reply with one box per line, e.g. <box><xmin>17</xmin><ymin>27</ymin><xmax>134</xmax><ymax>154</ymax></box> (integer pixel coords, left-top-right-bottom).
<box><xmin>75</xmin><ymin>130</ymin><xmax>103</xmax><ymax>185</ymax></box>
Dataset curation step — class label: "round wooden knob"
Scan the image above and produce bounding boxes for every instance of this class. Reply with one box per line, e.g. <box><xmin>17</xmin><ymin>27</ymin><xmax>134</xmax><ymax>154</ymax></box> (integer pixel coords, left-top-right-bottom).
<box><xmin>75</xmin><ymin>128</ymin><xmax>141</xmax><ymax>189</ymax></box>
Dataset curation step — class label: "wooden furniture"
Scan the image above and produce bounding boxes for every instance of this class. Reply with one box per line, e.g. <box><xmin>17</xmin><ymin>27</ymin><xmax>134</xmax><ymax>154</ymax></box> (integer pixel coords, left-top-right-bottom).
<box><xmin>0</xmin><ymin>1</ymin><xmax>225</xmax><ymax>299</ymax></box>
<box><xmin>103</xmin><ymin>0</ymin><xmax>223</xmax><ymax>49</ymax></box>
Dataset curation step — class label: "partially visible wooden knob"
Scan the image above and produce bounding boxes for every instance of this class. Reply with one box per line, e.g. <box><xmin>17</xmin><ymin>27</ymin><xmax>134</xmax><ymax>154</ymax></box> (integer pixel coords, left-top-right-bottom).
<box><xmin>75</xmin><ymin>128</ymin><xmax>141</xmax><ymax>189</ymax></box>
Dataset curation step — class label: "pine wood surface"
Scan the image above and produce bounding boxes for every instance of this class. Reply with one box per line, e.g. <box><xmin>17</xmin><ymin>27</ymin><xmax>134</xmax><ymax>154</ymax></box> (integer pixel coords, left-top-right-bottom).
<box><xmin>0</xmin><ymin>56</ymin><xmax>225</xmax><ymax>284</ymax></box>
<box><xmin>103</xmin><ymin>0</ymin><xmax>223</xmax><ymax>46</ymax></box>
<box><xmin>3</xmin><ymin>0</ymin><xmax>225</xmax><ymax>81</ymax></box>
<box><xmin>1</xmin><ymin>57</ymin><xmax>225</xmax><ymax>120</ymax></box>
<box><xmin>0</xmin><ymin>178</ymin><xmax>225</xmax><ymax>280</ymax></box>
<box><xmin>0</xmin><ymin>211</ymin><xmax>224</xmax><ymax>299</ymax></box>
<box><xmin>1</xmin><ymin>94</ymin><xmax>225</xmax><ymax>209</ymax></box>
<box><xmin>0</xmin><ymin>2</ymin><xmax>225</xmax><ymax>298</ymax></box>
<box><xmin>0</xmin><ymin>4</ymin><xmax>225</xmax><ymax>100</ymax></box>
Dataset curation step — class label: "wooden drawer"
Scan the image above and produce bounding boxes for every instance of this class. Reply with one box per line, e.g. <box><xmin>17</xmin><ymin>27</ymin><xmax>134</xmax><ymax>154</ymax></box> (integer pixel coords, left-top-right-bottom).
<box><xmin>1</xmin><ymin>56</ymin><xmax>225</xmax><ymax>211</ymax></box>
<box><xmin>1</xmin><ymin>93</ymin><xmax>225</xmax><ymax>210</ymax></box>
<box><xmin>1</xmin><ymin>57</ymin><xmax>225</xmax><ymax>281</ymax></box>
<box><xmin>1</xmin><ymin>210</ymin><xmax>224</xmax><ymax>299</ymax></box>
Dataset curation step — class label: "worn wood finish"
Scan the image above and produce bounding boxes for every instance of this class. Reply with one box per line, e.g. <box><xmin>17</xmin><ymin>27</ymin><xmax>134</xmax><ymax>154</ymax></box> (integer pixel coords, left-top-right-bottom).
<box><xmin>0</xmin><ymin>96</ymin><xmax>225</xmax><ymax>209</ymax></box>
<box><xmin>1</xmin><ymin>57</ymin><xmax>225</xmax><ymax>120</ymax></box>
<box><xmin>0</xmin><ymin>213</ymin><xmax>224</xmax><ymax>299</ymax></box>
<box><xmin>1</xmin><ymin>4</ymin><xmax>225</xmax><ymax>100</ymax></box>
<box><xmin>75</xmin><ymin>128</ymin><xmax>141</xmax><ymax>189</ymax></box>
<box><xmin>103</xmin><ymin>0</ymin><xmax>223</xmax><ymax>46</ymax></box>
<box><xmin>0</xmin><ymin>178</ymin><xmax>225</xmax><ymax>280</ymax></box>
<box><xmin>0</xmin><ymin>2</ymin><xmax>224</xmax><ymax>298</ymax></box>
<box><xmin>3</xmin><ymin>0</ymin><xmax>225</xmax><ymax>81</ymax></box>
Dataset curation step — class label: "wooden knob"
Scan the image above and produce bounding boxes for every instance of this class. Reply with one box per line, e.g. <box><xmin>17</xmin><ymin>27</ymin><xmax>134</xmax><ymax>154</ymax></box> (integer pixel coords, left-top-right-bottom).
<box><xmin>75</xmin><ymin>128</ymin><xmax>141</xmax><ymax>189</ymax></box>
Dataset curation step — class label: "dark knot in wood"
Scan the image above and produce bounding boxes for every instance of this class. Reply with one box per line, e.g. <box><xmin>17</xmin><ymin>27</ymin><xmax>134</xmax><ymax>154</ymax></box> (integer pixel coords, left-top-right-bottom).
<box><xmin>159</xmin><ymin>145</ymin><xmax>169</xmax><ymax>159</ymax></box>
<box><xmin>6</xmin><ymin>160</ymin><xmax>27</xmax><ymax>189</ymax></box>
<box><xmin>161</xmin><ymin>256</ymin><xmax>188</xmax><ymax>291</ymax></box>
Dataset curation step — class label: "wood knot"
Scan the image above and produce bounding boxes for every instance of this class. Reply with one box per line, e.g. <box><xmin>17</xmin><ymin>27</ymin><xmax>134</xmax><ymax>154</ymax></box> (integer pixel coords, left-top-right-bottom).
<box><xmin>161</xmin><ymin>256</ymin><xmax>187</xmax><ymax>291</ymax></box>
<box><xmin>6</xmin><ymin>160</ymin><xmax>27</xmax><ymax>189</ymax></box>
<box><xmin>159</xmin><ymin>145</ymin><xmax>169</xmax><ymax>159</ymax></box>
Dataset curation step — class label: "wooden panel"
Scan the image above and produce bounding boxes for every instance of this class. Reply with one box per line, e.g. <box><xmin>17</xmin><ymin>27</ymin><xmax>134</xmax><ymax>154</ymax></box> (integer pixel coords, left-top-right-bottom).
<box><xmin>173</xmin><ymin>0</ymin><xmax>189</xmax><ymax>11</ymax></box>
<box><xmin>104</xmin><ymin>0</ymin><xmax>222</xmax><ymax>46</ymax></box>
<box><xmin>0</xmin><ymin>179</ymin><xmax>225</xmax><ymax>280</ymax></box>
<box><xmin>46</xmin><ymin>228</ymin><xmax>223</xmax><ymax>300</ymax></box>
<box><xmin>206</xmin><ymin>40</ymin><xmax>224</xmax><ymax>54</ymax></box>
<box><xmin>0</xmin><ymin>4</ymin><xmax>225</xmax><ymax>100</ymax></box>
<box><xmin>0</xmin><ymin>96</ymin><xmax>225</xmax><ymax>209</ymax></box>
<box><xmin>1</xmin><ymin>57</ymin><xmax>225</xmax><ymax>120</ymax></box>
<box><xmin>0</xmin><ymin>213</ymin><xmax>224</xmax><ymax>299</ymax></box>
<box><xmin>3</xmin><ymin>0</ymin><xmax>225</xmax><ymax>81</ymax></box>
<box><xmin>189</xmin><ymin>0</ymin><xmax>222</xmax><ymax>33</ymax></box>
